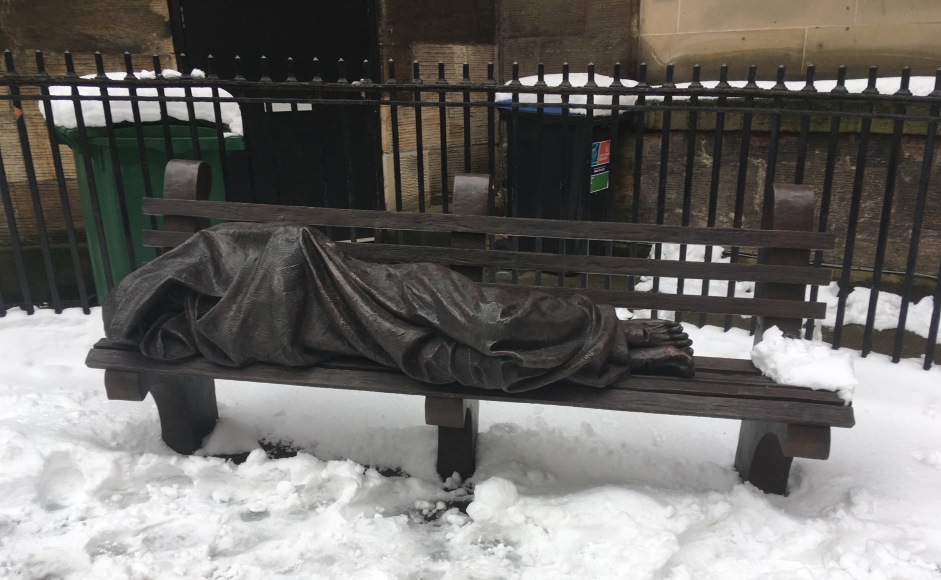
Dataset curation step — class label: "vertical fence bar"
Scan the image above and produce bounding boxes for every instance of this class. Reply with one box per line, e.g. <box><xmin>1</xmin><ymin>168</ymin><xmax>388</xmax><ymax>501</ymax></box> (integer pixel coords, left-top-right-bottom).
<box><xmin>151</xmin><ymin>55</ymin><xmax>176</xmax><ymax>161</ymax></box>
<box><xmin>412</xmin><ymin>61</ymin><xmax>427</xmax><ymax>215</ymax></box>
<box><xmin>123</xmin><ymin>53</ymin><xmax>159</xmax><ymax>236</ymax></box>
<box><xmin>387</xmin><ymin>60</ymin><xmax>404</xmax><ymax>245</ymax></box>
<box><xmin>258</xmin><ymin>55</ymin><xmax>284</xmax><ymax>203</ymax></box>
<box><xmin>462</xmin><ymin>62</ymin><xmax>472</xmax><ymax>174</ymax></box>
<box><xmin>629</xmin><ymin>63</ymin><xmax>647</xmax><ymax>291</ymax></box>
<box><xmin>363</xmin><ymin>59</ymin><xmax>385</xmax><ymax>214</ymax></box>
<box><xmin>387</xmin><ymin>60</ymin><xmax>403</xmax><ymax>214</ymax></box>
<box><xmin>486</xmin><ymin>62</ymin><xmax>496</xmax><ymax>214</ymax></box>
<box><xmin>4</xmin><ymin>50</ymin><xmax>62</xmax><ymax>311</ymax></box>
<box><xmin>66</xmin><ymin>51</ymin><xmax>115</xmax><ymax>294</ymax></box>
<box><xmin>339</xmin><ymin>59</ymin><xmax>357</xmax><ymax>240</ymax></box>
<box><xmin>556</xmin><ymin>63</ymin><xmax>572</xmax><ymax>289</ymax></box>
<box><xmin>534</xmin><ymin>63</ymin><xmax>546</xmax><ymax>287</ymax></box>
<box><xmin>177</xmin><ymin>54</ymin><xmax>203</xmax><ymax>164</ymax></box>
<box><xmin>652</xmin><ymin>63</ymin><xmax>675</xmax><ymax>319</ymax></box>
<box><xmin>94</xmin><ymin>52</ymin><xmax>139</xmax><ymax>274</ymax></box>
<box><xmin>925</xmin><ymin>256</ymin><xmax>941</xmax><ymax>370</ymax></box>
<box><xmin>762</xmin><ymin>65</ymin><xmax>787</xmax><ymax>227</ymax></box>
<box><xmin>299</xmin><ymin>58</ymin><xmax>320</xmax><ymax>206</ymax></box>
<box><xmin>437</xmin><ymin>61</ymin><xmax>449</xmax><ymax>214</ymax></box>
<box><xmin>205</xmin><ymin>55</ymin><xmax>232</xmax><ymax>201</ymax></box>
<box><xmin>752</xmin><ymin>65</ymin><xmax>788</xmax><ymax>335</ymax></box>
<box><xmin>698</xmin><ymin>64</ymin><xmax>729</xmax><ymax>327</ymax></box>
<box><xmin>486</xmin><ymin>62</ymin><xmax>496</xmax><ymax>283</ymax></box>
<box><xmin>0</xmin><ymin>135</ymin><xmax>33</xmax><ymax>313</ymax></box>
<box><xmin>579</xmin><ymin>63</ymin><xmax>597</xmax><ymax>289</ymax></box>
<box><xmin>35</xmin><ymin>50</ymin><xmax>91</xmax><ymax>312</ymax></box>
<box><xmin>509</xmin><ymin>62</ymin><xmax>521</xmax><ymax>285</ymax></box>
<box><xmin>724</xmin><ymin>65</ymin><xmax>757</xmax><ymax>331</ymax></box>
<box><xmin>895</xmin><ymin>70</ymin><xmax>940</xmax><ymax>365</ymax></box>
<box><xmin>794</xmin><ymin>64</ymin><xmax>816</xmax><ymax>185</ymax></box>
<box><xmin>311</xmin><ymin>58</ymin><xmax>330</xmax><ymax>215</ymax></box>
<box><xmin>862</xmin><ymin>69</ymin><xmax>910</xmax><ymax>356</ymax></box>
<box><xmin>832</xmin><ymin>66</ymin><xmax>879</xmax><ymax>349</ymax></box>
<box><xmin>805</xmin><ymin>66</ymin><xmax>846</xmax><ymax>339</ymax></box>
<box><xmin>676</xmin><ymin>64</ymin><xmax>701</xmax><ymax>322</ymax></box>
<box><xmin>235</xmin><ymin>56</ymin><xmax>260</xmax><ymax>204</ymax></box>
<box><xmin>602</xmin><ymin>62</ymin><xmax>623</xmax><ymax>291</ymax></box>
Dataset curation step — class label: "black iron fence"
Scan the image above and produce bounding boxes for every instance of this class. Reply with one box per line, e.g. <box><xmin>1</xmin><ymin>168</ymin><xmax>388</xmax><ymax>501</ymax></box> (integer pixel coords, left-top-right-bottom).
<box><xmin>1</xmin><ymin>50</ymin><xmax>939</xmax><ymax>369</ymax></box>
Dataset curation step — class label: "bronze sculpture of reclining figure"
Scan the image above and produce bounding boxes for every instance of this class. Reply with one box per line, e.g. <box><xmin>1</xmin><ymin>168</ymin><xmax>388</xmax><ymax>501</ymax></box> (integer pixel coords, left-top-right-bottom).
<box><xmin>104</xmin><ymin>224</ymin><xmax>694</xmax><ymax>393</ymax></box>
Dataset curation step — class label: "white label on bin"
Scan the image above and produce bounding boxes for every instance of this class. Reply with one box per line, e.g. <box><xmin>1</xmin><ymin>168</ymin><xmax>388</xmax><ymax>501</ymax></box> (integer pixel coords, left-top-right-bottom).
<box><xmin>265</xmin><ymin>103</ymin><xmax>314</xmax><ymax>113</ymax></box>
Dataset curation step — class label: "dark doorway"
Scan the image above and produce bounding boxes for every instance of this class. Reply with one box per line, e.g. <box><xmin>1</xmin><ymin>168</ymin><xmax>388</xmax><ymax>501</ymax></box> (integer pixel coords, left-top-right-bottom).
<box><xmin>167</xmin><ymin>0</ymin><xmax>382</xmax><ymax>213</ymax></box>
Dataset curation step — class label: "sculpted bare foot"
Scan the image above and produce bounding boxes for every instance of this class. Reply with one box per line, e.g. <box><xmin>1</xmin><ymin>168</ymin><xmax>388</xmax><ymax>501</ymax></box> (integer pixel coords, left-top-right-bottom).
<box><xmin>621</xmin><ymin>319</ymin><xmax>692</xmax><ymax>349</ymax></box>
<box><xmin>627</xmin><ymin>345</ymin><xmax>695</xmax><ymax>378</ymax></box>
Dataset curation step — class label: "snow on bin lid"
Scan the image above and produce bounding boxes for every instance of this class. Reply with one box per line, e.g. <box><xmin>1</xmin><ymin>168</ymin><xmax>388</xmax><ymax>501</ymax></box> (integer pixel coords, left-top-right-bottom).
<box><xmin>39</xmin><ymin>69</ymin><xmax>243</xmax><ymax>136</ymax></box>
<box><xmin>495</xmin><ymin>74</ymin><xmax>639</xmax><ymax>116</ymax></box>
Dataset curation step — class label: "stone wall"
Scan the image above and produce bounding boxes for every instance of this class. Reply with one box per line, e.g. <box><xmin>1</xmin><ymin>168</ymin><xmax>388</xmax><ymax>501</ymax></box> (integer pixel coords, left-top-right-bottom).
<box><xmin>639</xmin><ymin>0</ymin><xmax>941</xmax><ymax>83</ymax></box>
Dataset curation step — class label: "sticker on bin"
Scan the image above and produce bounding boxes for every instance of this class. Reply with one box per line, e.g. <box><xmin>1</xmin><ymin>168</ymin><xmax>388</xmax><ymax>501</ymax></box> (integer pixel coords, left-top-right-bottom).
<box><xmin>591</xmin><ymin>140</ymin><xmax>611</xmax><ymax>167</ymax></box>
<box><xmin>590</xmin><ymin>164</ymin><xmax>609</xmax><ymax>193</ymax></box>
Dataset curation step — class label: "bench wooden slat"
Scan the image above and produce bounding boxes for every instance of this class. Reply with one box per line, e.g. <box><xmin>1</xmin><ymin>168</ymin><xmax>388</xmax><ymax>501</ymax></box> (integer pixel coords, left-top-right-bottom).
<box><xmin>342</xmin><ymin>244</ymin><xmax>834</xmax><ymax>285</ymax></box>
<box><xmin>85</xmin><ymin>347</ymin><xmax>854</xmax><ymax>427</ymax></box>
<box><xmin>692</xmin><ymin>357</ymin><xmax>763</xmax><ymax>374</ymax></box>
<box><xmin>88</xmin><ymin>341</ymin><xmax>841</xmax><ymax>404</ymax></box>
<box><xmin>141</xmin><ymin>198</ymin><xmax>836</xmax><ymax>250</ymax></box>
<box><xmin>142</xmin><ymin>231</ymin><xmax>833</xmax><ymax>286</ymax></box>
<box><xmin>479</xmin><ymin>284</ymin><xmax>827</xmax><ymax>319</ymax></box>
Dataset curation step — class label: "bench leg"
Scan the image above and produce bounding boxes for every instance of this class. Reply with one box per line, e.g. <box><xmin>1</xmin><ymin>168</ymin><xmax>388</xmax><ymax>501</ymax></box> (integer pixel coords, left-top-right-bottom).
<box><xmin>425</xmin><ymin>397</ymin><xmax>479</xmax><ymax>482</ymax></box>
<box><xmin>734</xmin><ymin>420</ymin><xmax>830</xmax><ymax>495</ymax></box>
<box><xmin>145</xmin><ymin>372</ymin><xmax>218</xmax><ymax>455</ymax></box>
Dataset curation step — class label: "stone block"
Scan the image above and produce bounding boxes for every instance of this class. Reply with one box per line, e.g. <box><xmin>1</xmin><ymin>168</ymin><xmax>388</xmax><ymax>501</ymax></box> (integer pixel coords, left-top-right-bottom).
<box><xmin>641</xmin><ymin>0</ymin><xmax>680</xmax><ymax>35</ymax></box>
<box><xmin>639</xmin><ymin>28</ymin><xmax>806</xmax><ymax>83</ymax></box>
<box><xmin>855</xmin><ymin>0</ymin><xmax>941</xmax><ymax>26</ymax></box>
<box><xmin>677</xmin><ymin>0</ymin><xmax>853</xmax><ymax>33</ymax></box>
<box><xmin>804</xmin><ymin>23</ymin><xmax>941</xmax><ymax>78</ymax></box>
<box><xmin>380</xmin><ymin>0</ymin><xmax>496</xmax><ymax>45</ymax></box>
<box><xmin>502</xmin><ymin>0</ymin><xmax>588</xmax><ymax>39</ymax></box>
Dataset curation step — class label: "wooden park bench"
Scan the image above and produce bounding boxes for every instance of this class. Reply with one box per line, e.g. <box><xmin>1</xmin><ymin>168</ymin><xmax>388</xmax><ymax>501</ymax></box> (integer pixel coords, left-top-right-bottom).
<box><xmin>86</xmin><ymin>160</ymin><xmax>853</xmax><ymax>495</ymax></box>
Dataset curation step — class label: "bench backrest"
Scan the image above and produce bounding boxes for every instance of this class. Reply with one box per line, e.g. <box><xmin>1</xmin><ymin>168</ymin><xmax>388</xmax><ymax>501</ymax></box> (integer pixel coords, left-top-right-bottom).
<box><xmin>140</xmin><ymin>161</ymin><xmax>834</xmax><ymax>333</ymax></box>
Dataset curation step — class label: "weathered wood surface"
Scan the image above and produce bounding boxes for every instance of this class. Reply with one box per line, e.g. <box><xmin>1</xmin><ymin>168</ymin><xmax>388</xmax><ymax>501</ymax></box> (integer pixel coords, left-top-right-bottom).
<box><xmin>754</xmin><ymin>183</ymin><xmax>818</xmax><ymax>339</ymax></box>
<box><xmin>480</xmin><ymin>283</ymin><xmax>826</xmax><ymax>319</ymax></box>
<box><xmin>734</xmin><ymin>421</ymin><xmax>831</xmax><ymax>495</ymax></box>
<box><xmin>734</xmin><ymin>183</ymin><xmax>832</xmax><ymax>494</ymax></box>
<box><xmin>86</xmin><ymin>346</ymin><xmax>855</xmax><ymax>428</ymax></box>
<box><xmin>142</xmin><ymin>197</ymin><xmax>836</xmax><ymax>249</ymax></box>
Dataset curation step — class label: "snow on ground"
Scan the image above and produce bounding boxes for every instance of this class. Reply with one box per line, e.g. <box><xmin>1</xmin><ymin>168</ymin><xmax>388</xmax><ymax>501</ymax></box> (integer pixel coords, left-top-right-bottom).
<box><xmin>40</xmin><ymin>70</ymin><xmax>244</xmax><ymax>136</ymax></box>
<box><xmin>1</xmin><ymin>309</ymin><xmax>939</xmax><ymax>579</ymax></box>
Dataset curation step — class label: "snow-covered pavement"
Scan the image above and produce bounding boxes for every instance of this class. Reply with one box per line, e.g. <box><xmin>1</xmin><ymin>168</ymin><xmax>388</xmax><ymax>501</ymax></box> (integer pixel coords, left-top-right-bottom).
<box><xmin>1</xmin><ymin>308</ymin><xmax>939</xmax><ymax>579</ymax></box>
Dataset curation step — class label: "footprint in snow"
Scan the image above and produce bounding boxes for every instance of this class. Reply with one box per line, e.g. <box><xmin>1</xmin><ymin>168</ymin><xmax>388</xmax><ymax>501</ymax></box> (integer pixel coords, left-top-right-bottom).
<box><xmin>36</xmin><ymin>451</ymin><xmax>86</xmax><ymax>511</ymax></box>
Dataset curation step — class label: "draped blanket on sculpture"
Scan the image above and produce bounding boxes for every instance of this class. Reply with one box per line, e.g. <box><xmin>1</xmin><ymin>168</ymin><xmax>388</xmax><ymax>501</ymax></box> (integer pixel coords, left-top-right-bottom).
<box><xmin>104</xmin><ymin>223</ymin><xmax>690</xmax><ymax>393</ymax></box>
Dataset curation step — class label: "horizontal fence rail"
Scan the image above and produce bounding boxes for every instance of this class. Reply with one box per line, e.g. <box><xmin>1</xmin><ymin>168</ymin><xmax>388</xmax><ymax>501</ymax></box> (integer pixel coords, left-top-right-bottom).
<box><xmin>1</xmin><ymin>49</ymin><xmax>939</xmax><ymax>370</ymax></box>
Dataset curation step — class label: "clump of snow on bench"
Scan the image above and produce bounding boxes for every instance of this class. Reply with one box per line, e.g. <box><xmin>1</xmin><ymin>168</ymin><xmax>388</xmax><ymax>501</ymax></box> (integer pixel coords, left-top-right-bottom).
<box><xmin>751</xmin><ymin>326</ymin><xmax>857</xmax><ymax>402</ymax></box>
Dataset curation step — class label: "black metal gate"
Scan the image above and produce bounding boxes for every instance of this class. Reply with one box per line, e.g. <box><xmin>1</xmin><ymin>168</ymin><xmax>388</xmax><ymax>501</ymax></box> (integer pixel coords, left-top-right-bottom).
<box><xmin>167</xmin><ymin>0</ymin><xmax>382</xmax><ymax>211</ymax></box>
